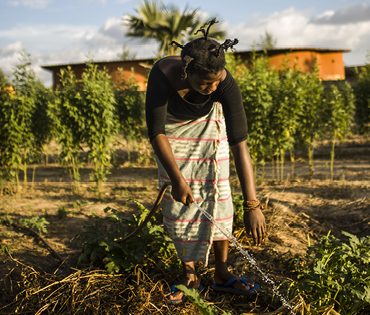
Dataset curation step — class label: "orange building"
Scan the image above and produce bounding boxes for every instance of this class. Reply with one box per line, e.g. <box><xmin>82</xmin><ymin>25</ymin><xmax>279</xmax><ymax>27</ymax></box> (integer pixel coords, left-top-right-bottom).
<box><xmin>42</xmin><ymin>58</ymin><xmax>153</xmax><ymax>91</ymax></box>
<box><xmin>42</xmin><ymin>47</ymin><xmax>350</xmax><ymax>89</ymax></box>
<box><xmin>234</xmin><ymin>48</ymin><xmax>350</xmax><ymax>81</ymax></box>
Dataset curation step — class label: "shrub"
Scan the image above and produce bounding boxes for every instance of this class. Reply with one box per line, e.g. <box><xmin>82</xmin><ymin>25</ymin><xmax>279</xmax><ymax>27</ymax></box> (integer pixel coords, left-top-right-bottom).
<box><xmin>78</xmin><ymin>201</ymin><xmax>178</xmax><ymax>273</ymax></box>
<box><xmin>51</xmin><ymin>63</ymin><xmax>118</xmax><ymax>188</ymax></box>
<box><xmin>292</xmin><ymin>231</ymin><xmax>370</xmax><ymax>314</ymax></box>
<box><xmin>352</xmin><ymin>64</ymin><xmax>370</xmax><ymax>134</ymax></box>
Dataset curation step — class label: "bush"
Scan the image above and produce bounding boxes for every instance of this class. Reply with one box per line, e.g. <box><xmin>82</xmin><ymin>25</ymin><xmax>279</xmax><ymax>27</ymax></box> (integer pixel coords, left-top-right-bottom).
<box><xmin>78</xmin><ymin>201</ymin><xmax>178</xmax><ymax>273</ymax></box>
<box><xmin>352</xmin><ymin>65</ymin><xmax>370</xmax><ymax>134</ymax></box>
<box><xmin>51</xmin><ymin>63</ymin><xmax>118</xmax><ymax>187</ymax></box>
<box><xmin>0</xmin><ymin>54</ymin><xmax>52</xmax><ymax>184</ymax></box>
<box><xmin>115</xmin><ymin>76</ymin><xmax>145</xmax><ymax>140</ymax></box>
<box><xmin>292</xmin><ymin>231</ymin><xmax>370</xmax><ymax>314</ymax></box>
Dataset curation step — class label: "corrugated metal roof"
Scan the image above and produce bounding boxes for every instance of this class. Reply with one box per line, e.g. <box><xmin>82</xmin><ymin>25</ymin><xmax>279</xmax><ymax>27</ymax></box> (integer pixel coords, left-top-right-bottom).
<box><xmin>235</xmin><ymin>47</ymin><xmax>351</xmax><ymax>55</ymax></box>
<box><xmin>42</xmin><ymin>57</ymin><xmax>155</xmax><ymax>70</ymax></box>
<box><xmin>42</xmin><ymin>47</ymin><xmax>350</xmax><ymax>70</ymax></box>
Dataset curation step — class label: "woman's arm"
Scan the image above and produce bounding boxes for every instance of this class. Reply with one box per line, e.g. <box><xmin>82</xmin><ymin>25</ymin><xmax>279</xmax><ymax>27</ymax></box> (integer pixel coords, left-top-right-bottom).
<box><xmin>145</xmin><ymin>62</ymin><xmax>194</xmax><ymax>205</ymax></box>
<box><xmin>151</xmin><ymin>134</ymin><xmax>194</xmax><ymax>205</ymax></box>
<box><xmin>231</xmin><ymin>140</ymin><xmax>266</xmax><ymax>245</ymax></box>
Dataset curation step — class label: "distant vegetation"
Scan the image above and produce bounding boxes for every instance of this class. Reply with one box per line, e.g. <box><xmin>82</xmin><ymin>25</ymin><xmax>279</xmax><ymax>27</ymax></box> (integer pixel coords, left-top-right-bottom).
<box><xmin>1</xmin><ymin>52</ymin><xmax>368</xmax><ymax>192</ymax></box>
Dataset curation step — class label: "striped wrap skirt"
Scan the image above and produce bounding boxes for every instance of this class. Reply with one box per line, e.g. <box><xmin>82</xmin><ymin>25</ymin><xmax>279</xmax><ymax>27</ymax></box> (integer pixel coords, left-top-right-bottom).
<box><xmin>157</xmin><ymin>102</ymin><xmax>234</xmax><ymax>264</ymax></box>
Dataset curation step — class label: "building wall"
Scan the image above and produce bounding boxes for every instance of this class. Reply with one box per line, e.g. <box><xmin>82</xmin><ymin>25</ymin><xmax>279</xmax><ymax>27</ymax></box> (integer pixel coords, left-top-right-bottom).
<box><xmin>266</xmin><ymin>51</ymin><xmax>346</xmax><ymax>80</ymax></box>
<box><xmin>267</xmin><ymin>51</ymin><xmax>317</xmax><ymax>73</ymax></box>
<box><xmin>48</xmin><ymin>60</ymin><xmax>152</xmax><ymax>91</ymax></box>
<box><xmin>317</xmin><ymin>52</ymin><xmax>346</xmax><ymax>80</ymax></box>
<box><xmin>45</xmin><ymin>49</ymin><xmax>347</xmax><ymax>89</ymax></box>
<box><xmin>101</xmin><ymin>61</ymin><xmax>151</xmax><ymax>91</ymax></box>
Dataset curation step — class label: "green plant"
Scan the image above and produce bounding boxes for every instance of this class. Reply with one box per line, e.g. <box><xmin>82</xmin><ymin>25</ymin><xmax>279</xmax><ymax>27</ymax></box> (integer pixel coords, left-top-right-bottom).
<box><xmin>115</xmin><ymin>75</ymin><xmax>145</xmax><ymax>141</ymax></box>
<box><xmin>19</xmin><ymin>216</ymin><xmax>49</xmax><ymax>234</ymax></box>
<box><xmin>57</xmin><ymin>206</ymin><xmax>69</xmax><ymax>219</ymax></box>
<box><xmin>51</xmin><ymin>63</ymin><xmax>118</xmax><ymax>190</ymax></box>
<box><xmin>177</xmin><ymin>284</ymin><xmax>232</xmax><ymax>315</ymax></box>
<box><xmin>238</xmin><ymin>55</ymin><xmax>279</xmax><ymax>175</ymax></box>
<box><xmin>0</xmin><ymin>244</ymin><xmax>12</xmax><ymax>255</ymax></box>
<box><xmin>49</xmin><ymin>67</ymin><xmax>82</xmax><ymax>184</ymax></box>
<box><xmin>269</xmin><ymin>67</ymin><xmax>305</xmax><ymax>180</ymax></box>
<box><xmin>232</xmin><ymin>194</ymin><xmax>244</xmax><ymax>228</ymax></box>
<box><xmin>80</xmin><ymin>64</ymin><xmax>118</xmax><ymax>188</ymax></box>
<box><xmin>78</xmin><ymin>201</ymin><xmax>178</xmax><ymax>273</ymax></box>
<box><xmin>323</xmin><ymin>82</ymin><xmax>355</xmax><ymax>179</ymax></box>
<box><xmin>352</xmin><ymin>64</ymin><xmax>370</xmax><ymax>134</ymax></box>
<box><xmin>295</xmin><ymin>65</ymin><xmax>325</xmax><ymax>178</ymax></box>
<box><xmin>292</xmin><ymin>231</ymin><xmax>370</xmax><ymax>314</ymax></box>
<box><xmin>0</xmin><ymin>53</ymin><xmax>50</xmax><ymax>187</ymax></box>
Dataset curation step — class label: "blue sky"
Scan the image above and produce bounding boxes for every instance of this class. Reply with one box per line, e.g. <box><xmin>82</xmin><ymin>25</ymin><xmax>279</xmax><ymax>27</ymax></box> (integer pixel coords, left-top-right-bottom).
<box><xmin>1</xmin><ymin>0</ymin><xmax>370</xmax><ymax>85</ymax></box>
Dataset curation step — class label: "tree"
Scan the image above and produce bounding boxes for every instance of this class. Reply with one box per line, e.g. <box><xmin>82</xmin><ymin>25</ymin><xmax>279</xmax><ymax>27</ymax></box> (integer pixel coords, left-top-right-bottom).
<box><xmin>51</xmin><ymin>64</ymin><xmax>118</xmax><ymax>190</ymax></box>
<box><xmin>352</xmin><ymin>64</ymin><xmax>370</xmax><ymax>134</ymax></box>
<box><xmin>257</xmin><ymin>31</ymin><xmax>277</xmax><ymax>51</ymax></box>
<box><xmin>124</xmin><ymin>0</ymin><xmax>225</xmax><ymax>56</ymax></box>
<box><xmin>0</xmin><ymin>69</ymin><xmax>7</xmax><ymax>84</ymax></box>
<box><xmin>296</xmin><ymin>65</ymin><xmax>325</xmax><ymax>179</ymax></box>
<box><xmin>0</xmin><ymin>53</ymin><xmax>52</xmax><ymax>188</ymax></box>
<box><xmin>323</xmin><ymin>83</ymin><xmax>355</xmax><ymax>179</ymax></box>
<box><xmin>237</xmin><ymin>55</ymin><xmax>279</xmax><ymax>177</ymax></box>
<box><xmin>269</xmin><ymin>67</ymin><xmax>305</xmax><ymax>180</ymax></box>
<box><xmin>118</xmin><ymin>44</ymin><xmax>137</xmax><ymax>60</ymax></box>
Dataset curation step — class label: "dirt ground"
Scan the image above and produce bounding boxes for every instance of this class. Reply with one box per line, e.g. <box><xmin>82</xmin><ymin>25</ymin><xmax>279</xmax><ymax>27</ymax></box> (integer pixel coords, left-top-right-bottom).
<box><xmin>0</xmin><ymin>139</ymin><xmax>369</xmax><ymax>313</ymax></box>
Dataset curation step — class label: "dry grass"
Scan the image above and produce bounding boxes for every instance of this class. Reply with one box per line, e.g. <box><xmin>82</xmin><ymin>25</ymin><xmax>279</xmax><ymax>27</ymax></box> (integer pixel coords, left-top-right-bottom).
<box><xmin>1</xmin><ymin>254</ymin><xmax>181</xmax><ymax>315</ymax></box>
<box><xmin>1</xmin><ymin>255</ymin><xmax>342</xmax><ymax>315</ymax></box>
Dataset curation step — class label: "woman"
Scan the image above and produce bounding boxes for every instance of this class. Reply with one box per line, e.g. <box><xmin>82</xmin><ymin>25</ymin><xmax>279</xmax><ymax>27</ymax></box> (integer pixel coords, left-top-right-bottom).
<box><xmin>145</xmin><ymin>20</ymin><xmax>266</xmax><ymax>304</ymax></box>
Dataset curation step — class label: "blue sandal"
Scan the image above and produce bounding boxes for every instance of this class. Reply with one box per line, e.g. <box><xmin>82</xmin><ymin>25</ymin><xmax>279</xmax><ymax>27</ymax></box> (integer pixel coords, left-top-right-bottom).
<box><xmin>211</xmin><ymin>275</ymin><xmax>260</xmax><ymax>296</ymax></box>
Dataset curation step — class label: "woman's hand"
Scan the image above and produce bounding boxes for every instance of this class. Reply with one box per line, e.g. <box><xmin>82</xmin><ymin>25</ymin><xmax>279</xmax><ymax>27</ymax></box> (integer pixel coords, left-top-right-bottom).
<box><xmin>171</xmin><ymin>178</ymin><xmax>194</xmax><ymax>205</ymax></box>
<box><xmin>151</xmin><ymin>135</ymin><xmax>194</xmax><ymax>206</ymax></box>
<box><xmin>244</xmin><ymin>208</ymin><xmax>266</xmax><ymax>245</ymax></box>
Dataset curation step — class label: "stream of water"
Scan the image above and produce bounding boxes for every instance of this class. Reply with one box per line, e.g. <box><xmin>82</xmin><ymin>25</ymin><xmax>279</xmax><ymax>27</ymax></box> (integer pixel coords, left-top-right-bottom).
<box><xmin>193</xmin><ymin>203</ymin><xmax>296</xmax><ymax>314</ymax></box>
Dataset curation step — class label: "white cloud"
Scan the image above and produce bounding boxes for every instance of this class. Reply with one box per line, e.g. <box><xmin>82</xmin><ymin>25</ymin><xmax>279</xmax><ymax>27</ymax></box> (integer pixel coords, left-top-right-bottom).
<box><xmin>226</xmin><ymin>7</ymin><xmax>370</xmax><ymax>65</ymax></box>
<box><xmin>98</xmin><ymin>17</ymin><xmax>125</xmax><ymax>41</ymax></box>
<box><xmin>7</xmin><ymin>0</ymin><xmax>50</xmax><ymax>9</ymax></box>
<box><xmin>115</xmin><ymin>0</ymin><xmax>133</xmax><ymax>4</ymax></box>
<box><xmin>85</xmin><ymin>0</ymin><xmax>131</xmax><ymax>4</ymax></box>
<box><xmin>1</xmin><ymin>5</ymin><xmax>369</xmax><ymax>86</ymax></box>
<box><xmin>0</xmin><ymin>42</ymin><xmax>25</xmax><ymax>75</ymax></box>
<box><xmin>0</xmin><ymin>17</ymin><xmax>158</xmax><ymax>86</ymax></box>
<box><xmin>0</xmin><ymin>24</ymin><xmax>98</xmax><ymax>55</ymax></box>
<box><xmin>312</xmin><ymin>3</ymin><xmax>370</xmax><ymax>25</ymax></box>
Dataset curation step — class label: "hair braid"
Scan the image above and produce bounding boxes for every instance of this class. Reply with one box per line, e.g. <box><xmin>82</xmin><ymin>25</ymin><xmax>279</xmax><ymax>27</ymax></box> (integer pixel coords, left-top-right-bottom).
<box><xmin>169</xmin><ymin>18</ymin><xmax>239</xmax><ymax>76</ymax></box>
<box><xmin>170</xmin><ymin>41</ymin><xmax>184</xmax><ymax>49</ymax></box>
<box><xmin>216</xmin><ymin>38</ymin><xmax>239</xmax><ymax>56</ymax></box>
<box><xmin>194</xmin><ymin>18</ymin><xmax>218</xmax><ymax>40</ymax></box>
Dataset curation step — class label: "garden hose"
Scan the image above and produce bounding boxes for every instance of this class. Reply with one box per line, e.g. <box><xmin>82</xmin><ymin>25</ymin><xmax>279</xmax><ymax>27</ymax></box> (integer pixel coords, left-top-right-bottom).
<box><xmin>118</xmin><ymin>183</ymin><xmax>170</xmax><ymax>242</ymax></box>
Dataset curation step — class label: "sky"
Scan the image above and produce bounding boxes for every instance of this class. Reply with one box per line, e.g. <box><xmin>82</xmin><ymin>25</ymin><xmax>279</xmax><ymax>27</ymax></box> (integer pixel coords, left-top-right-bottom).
<box><xmin>1</xmin><ymin>0</ymin><xmax>370</xmax><ymax>86</ymax></box>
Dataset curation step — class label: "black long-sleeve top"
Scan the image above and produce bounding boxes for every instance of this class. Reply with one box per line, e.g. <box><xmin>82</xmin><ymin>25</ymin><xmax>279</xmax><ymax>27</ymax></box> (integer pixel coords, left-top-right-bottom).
<box><xmin>145</xmin><ymin>61</ymin><xmax>248</xmax><ymax>146</ymax></box>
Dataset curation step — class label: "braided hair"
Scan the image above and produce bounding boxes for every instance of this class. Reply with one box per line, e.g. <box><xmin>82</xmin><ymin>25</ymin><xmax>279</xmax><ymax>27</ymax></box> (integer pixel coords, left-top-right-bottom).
<box><xmin>171</xmin><ymin>19</ymin><xmax>239</xmax><ymax>79</ymax></box>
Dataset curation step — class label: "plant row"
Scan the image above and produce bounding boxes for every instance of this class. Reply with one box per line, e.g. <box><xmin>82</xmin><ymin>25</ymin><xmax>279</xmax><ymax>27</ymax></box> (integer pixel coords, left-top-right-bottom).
<box><xmin>0</xmin><ymin>53</ymin><xmax>369</xmax><ymax>188</ymax></box>
<box><xmin>0</xmin><ymin>54</ymin><xmax>145</xmax><ymax>190</ymax></box>
<box><xmin>227</xmin><ymin>54</ymin><xmax>368</xmax><ymax>180</ymax></box>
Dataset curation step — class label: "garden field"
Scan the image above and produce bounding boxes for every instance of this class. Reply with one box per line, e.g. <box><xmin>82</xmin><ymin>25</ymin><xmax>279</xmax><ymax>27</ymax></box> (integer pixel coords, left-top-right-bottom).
<box><xmin>1</xmin><ymin>55</ymin><xmax>369</xmax><ymax>314</ymax></box>
<box><xmin>0</xmin><ymin>138</ymin><xmax>369</xmax><ymax>314</ymax></box>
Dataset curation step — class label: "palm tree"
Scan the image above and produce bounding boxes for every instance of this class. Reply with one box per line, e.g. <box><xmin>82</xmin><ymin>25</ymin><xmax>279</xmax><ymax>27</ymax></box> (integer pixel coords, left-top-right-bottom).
<box><xmin>124</xmin><ymin>0</ymin><xmax>225</xmax><ymax>56</ymax></box>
